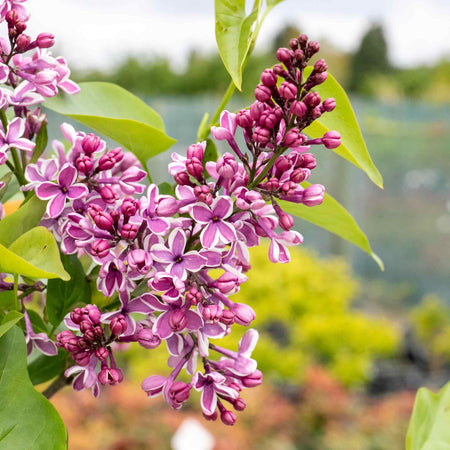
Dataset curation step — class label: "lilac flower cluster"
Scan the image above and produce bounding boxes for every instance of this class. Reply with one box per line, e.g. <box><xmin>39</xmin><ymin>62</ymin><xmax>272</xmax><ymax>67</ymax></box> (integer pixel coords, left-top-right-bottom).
<box><xmin>20</xmin><ymin>34</ymin><xmax>340</xmax><ymax>426</ymax></box>
<box><xmin>0</xmin><ymin>0</ymin><xmax>78</xmax><ymax>186</ymax></box>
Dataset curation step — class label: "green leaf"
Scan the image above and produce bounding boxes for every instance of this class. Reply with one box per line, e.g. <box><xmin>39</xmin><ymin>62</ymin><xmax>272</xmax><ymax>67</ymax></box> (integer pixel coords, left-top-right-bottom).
<box><xmin>26</xmin><ymin>309</ymin><xmax>49</xmax><ymax>335</ymax></box>
<box><xmin>46</xmin><ymin>253</ymin><xmax>91</xmax><ymax>327</ymax></box>
<box><xmin>303</xmin><ymin>68</ymin><xmax>383</xmax><ymax>188</ymax></box>
<box><xmin>29</xmin><ymin>122</ymin><xmax>48</xmax><ymax>164</ymax></box>
<box><xmin>44</xmin><ymin>81</ymin><xmax>176</xmax><ymax>169</ymax></box>
<box><xmin>0</xmin><ymin>172</ymin><xmax>12</xmax><ymax>202</ymax></box>
<box><xmin>0</xmin><ymin>311</ymin><xmax>24</xmax><ymax>338</ymax></box>
<box><xmin>28</xmin><ymin>350</ymin><xmax>68</xmax><ymax>386</ymax></box>
<box><xmin>406</xmin><ymin>382</ymin><xmax>450</xmax><ymax>450</ymax></box>
<box><xmin>0</xmin><ymin>291</ymin><xmax>15</xmax><ymax>311</ymax></box>
<box><xmin>215</xmin><ymin>0</ymin><xmax>261</xmax><ymax>90</ymax></box>
<box><xmin>0</xmin><ymin>326</ymin><xmax>67</xmax><ymax>449</ymax></box>
<box><xmin>267</xmin><ymin>0</ymin><xmax>285</xmax><ymax>8</ymax></box>
<box><xmin>157</xmin><ymin>182</ymin><xmax>175</xmax><ymax>196</ymax></box>
<box><xmin>0</xmin><ymin>195</ymin><xmax>46</xmax><ymax>247</ymax></box>
<box><xmin>279</xmin><ymin>183</ymin><xmax>383</xmax><ymax>269</ymax></box>
<box><xmin>0</xmin><ymin>227</ymin><xmax>70</xmax><ymax>280</ymax></box>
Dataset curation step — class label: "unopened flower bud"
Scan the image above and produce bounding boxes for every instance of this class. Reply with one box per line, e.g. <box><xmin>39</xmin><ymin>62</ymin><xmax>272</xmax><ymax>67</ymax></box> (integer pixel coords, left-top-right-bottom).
<box><xmin>297</xmin><ymin>153</ymin><xmax>316</xmax><ymax>170</ymax></box>
<box><xmin>233</xmin><ymin>397</ymin><xmax>246</xmax><ymax>411</ymax></box>
<box><xmin>220</xmin><ymin>409</ymin><xmax>236</xmax><ymax>426</ymax></box>
<box><xmin>137</xmin><ymin>328</ymin><xmax>161</xmax><ymax>349</ymax></box>
<box><xmin>314</xmin><ymin>59</ymin><xmax>327</xmax><ymax>73</ymax></box>
<box><xmin>95</xmin><ymin>347</ymin><xmax>109</xmax><ymax>361</ymax></box>
<box><xmin>290</xmin><ymin>100</ymin><xmax>307</xmax><ymax>119</ymax></box>
<box><xmin>236</xmin><ymin>110</ymin><xmax>253</xmax><ymax>129</ymax></box>
<box><xmin>220</xmin><ymin>309</ymin><xmax>235</xmax><ymax>326</ymax></box>
<box><xmin>306</xmin><ymin>41</ymin><xmax>320</xmax><ymax>58</ymax></box>
<box><xmin>290</xmin><ymin>168</ymin><xmax>310</xmax><ymax>183</ymax></box>
<box><xmin>231</xmin><ymin>303</ymin><xmax>255</xmax><ymax>326</ymax></box>
<box><xmin>217</xmin><ymin>153</ymin><xmax>238</xmax><ymax>179</ymax></box>
<box><xmin>293</xmin><ymin>49</ymin><xmax>304</xmax><ymax>61</ymax></box>
<box><xmin>203</xmin><ymin>411</ymin><xmax>218</xmax><ymax>421</ymax></box>
<box><xmin>202</xmin><ymin>304</ymin><xmax>222</xmax><ymax>323</ymax></box>
<box><xmin>82</xmin><ymin>134</ymin><xmax>101</xmax><ymax>155</ymax></box>
<box><xmin>128</xmin><ymin>249</ymin><xmax>152</xmax><ymax>274</ymax></box>
<box><xmin>276</xmin><ymin>47</ymin><xmax>292</xmax><ymax>64</ymax></box>
<box><xmin>15</xmin><ymin>21</ymin><xmax>26</xmax><ymax>34</ymax></box>
<box><xmin>304</xmin><ymin>91</ymin><xmax>321</xmax><ymax>108</ymax></box>
<box><xmin>310</xmin><ymin>106</ymin><xmax>322</xmax><ymax>120</ymax></box>
<box><xmin>120</xmin><ymin>223</ymin><xmax>138</xmax><ymax>240</ymax></box>
<box><xmin>110</xmin><ymin>315</ymin><xmax>127</xmax><ymax>336</ymax></box>
<box><xmin>99</xmin><ymin>185</ymin><xmax>118</xmax><ymax>204</ymax></box>
<box><xmin>252</xmin><ymin>126</ymin><xmax>270</xmax><ymax>146</ymax></box>
<box><xmin>99</xmin><ymin>367</ymin><xmax>123</xmax><ymax>385</ymax></box>
<box><xmin>79</xmin><ymin>320</ymin><xmax>93</xmax><ymax>334</ymax></box>
<box><xmin>279</xmin><ymin>82</ymin><xmax>297</xmax><ymax>100</ymax></box>
<box><xmin>194</xmin><ymin>185</ymin><xmax>213</xmax><ymax>205</ymax></box>
<box><xmin>70</xmin><ymin>309</ymin><xmax>84</xmax><ymax>325</ymax></box>
<box><xmin>186</xmin><ymin>287</ymin><xmax>202</xmax><ymax>305</ymax></box>
<box><xmin>289</xmin><ymin>38</ymin><xmax>299</xmax><ymax>50</ymax></box>
<box><xmin>15</xmin><ymin>34</ymin><xmax>30</xmax><ymax>52</ymax></box>
<box><xmin>273</xmin><ymin>64</ymin><xmax>288</xmax><ymax>77</ymax></box>
<box><xmin>242</xmin><ymin>369</ymin><xmax>263</xmax><ymax>388</ymax></box>
<box><xmin>306</xmin><ymin>72</ymin><xmax>327</xmax><ymax>90</ymax></box>
<box><xmin>98</xmin><ymin>154</ymin><xmax>116</xmax><ymax>171</ymax></box>
<box><xmin>264</xmin><ymin>177</ymin><xmax>279</xmax><ymax>191</ymax></box>
<box><xmin>73</xmin><ymin>351</ymin><xmax>91</xmax><ymax>366</ymax></box>
<box><xmin>186</xmin><ymin>157</ymin><xmax>203</xmax><ymax>179</ymax></box>
<box><xmin>93</xmin><ymin>211</ymin><xmax>114</xmax><ymax>231</ymax></box>
<box><xmin>298</xmin><ymin>34</ymin><xmax>308</xmax><ymax>49</ymax></box>
<box><xmin>302</xmin><ymin>184</ymin><xmax>325</xmax><ymax>206</ymax></box>
<box><xmin>86</xmin><ymin>305</ymin><xmax>102</xmax><ymax>325</ymax></box>
<box><xmin>169</xmin><ymin>381</ymin><xmax>191</xmax><ymax>403</ymax></box>
<box><xmin>283</xmin><ymin>128</ymin><xmax>305</xmax><ymax>147</ymax></box>
<box><xmin>323</xmin><ymin>97</ymin><xmax>336</xmax><ymax>112</ymax></box>
<box><xmin>121</xmin><ymin>197</ymin><xmax>139</xmax><ymax>217</ymax></box>
<box><xmin>174</xmin><ymin>171</ymin><xmax>191</xmax><ymax>186</ymax></box>
<box><xmin>5</xmin><ymin>10</ymin><xmax>18</xmax><ymax>25</ymax></box>
<box><xmin>186</xmin><ymin>143</ymin><xmax>205</xmax><ymax>161</ymax></box>
<box><xmin>259</xmin><ymin>110</ymin><xmax>278</xmax><ymax>130</ymax></box>
<box><xmin>36</xmin><ymin>32</ymin><xmax>55</xmax><ymax>49</ymax></box>
<box><xmin>76</xmin><ymin>155</ymin><xmax>93</xmax><ymax>174</ymax></box>
<box><xmin>260</xmin><ymin>68</ymin><xmax>277</xmax><ymax>87</ymax></box>
<box><xmin>254</xmin><ymin>84</ymin><xmax>272</xmax><ymax>103</ymax></box>
<box><xmin>322</xmin><ymin>131</ymin><xmax>341</xmax><ymax>149</ymax></box>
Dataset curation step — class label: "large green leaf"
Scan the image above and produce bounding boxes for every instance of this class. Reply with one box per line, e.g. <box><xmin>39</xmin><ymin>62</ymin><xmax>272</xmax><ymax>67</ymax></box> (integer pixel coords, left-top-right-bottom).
<box><xmin>406</xmin><ymin>382</ymin><xmax>450</xmax><ymax>450</ymax></box>
<box><xmin>279</xmin><ymin>183</ymin><xmax>383</xmax><ymax>269</ymax></box>
<box><xmin>0</xmin><ymin>172</ymin><xmax>12</xmax><ymax>202</ymax></box>
<box><xmin>28</xmin><ymin>350</ymin><xmax>68</xmax><ymax>386</ymax></box>
<box><xmin>303</xmin><ymin>68</ymin><xmax>383</xmax><ymax>188</ymax></box>
<box><xmin>0</xmin><ymin>227</ymin><xmax>69</xmax><ymax>280</ymax></box>
<box><xmin>215</xmin><ymin>0</ymin><xmax>261</xmax><ymax>90</ymax></box>
<box><xmin>44</xmin><ymin>82</ymin><xmax>176</xmax><ymax>169</ymax></box>
<box><xmin>0</xmin><ymin>326</ymin><xmax>67</xmax><ymax>449</ymax></box>
<box><xmin>0</xmin><ymin>311</ymin><xmax>24</xmax><ymax>338</ymax></box>
<box><xmin>0</xmin><ymin>195</ymin><xmax>46</xmax><ymax>247</ymax></box>
<box><xmin>46</xmin><ymin>253</ymin><xmax>91</xmax><ymax>327</ymax></box>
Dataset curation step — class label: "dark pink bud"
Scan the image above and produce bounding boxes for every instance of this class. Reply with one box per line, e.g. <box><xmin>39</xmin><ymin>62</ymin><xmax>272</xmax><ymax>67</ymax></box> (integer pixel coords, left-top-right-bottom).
<box><xmin>304</xmin><ymin>92</ymin><xmax>321</xmax><ymax>108</ymax></box>
<box><xmin>217</xmin><ymin>153</ymin><xmax>238</xmax><ymax>179</ymax></box>
<box><xmin>232</xmin><ymin>302</ymin><xmax>255</xmax><ymax>326</ymax></box>
<box><xmin>306</xmin><ymin>72</ymin><xmax>327</xmax><ymax>90</ymax></box>
<box><xmin>100</xmin><ymin>185</ymin><xmax>118</xmax><ymax>204</ymax></box>
<box><xmin>233</xmin><ymin>397</ymin><xmax>246</xmax><ymax>411</ymax></box>
<box><xmin>36</xmin><ymin>32</ymin><xmax>55</xmax><ymax>48</ymax></box>
<box><xmin>65</xmin><ymin>337</ymin><xmax>81</xmax><ymax>353</ymax></box>
<box><xmin>194</xmin><ymin>185</ymin><xmax>213</xmax><ymax>206</ymax></box>
<box><xmin>220</xmin><ymin>409</ymin><xmax>236</xmax><ymax>426</ymax></box>
<box><xmin>109</xmin><ymin>147</ymin><xmax>124</xmax><ymax>163</ymax></box>
<box><xmin>289</xmin><ymin>38</ymin><xmax>299</xmax><ymax>50</ymax></box>
<box><xmin>93</xmin><ymin>325</ymin><xmax>104</xmax><ymax>337</ymax></box>
<box><xmin>186</xmin><ymin>143</ymin><xmax>205</xmax><ymax>161</ymax></box>
<box><xmin>290</xmin><ymin>168</ymin><xmax>309</xmax><ymax>184</ymax></box>
<box><xmin>249</xmin><ymin>101</ymin><xmax>266</xmax><ymax>122</ymax></box>
<box><xmin>220</xmin><ymin>309</ymin><xmax>235</xmax><ymax>326</ymax></box>
<box><xmin>279</xmin><ymin>82</ymin><xmax>297</xmax><ymax>100</ymax></box>
<box><xmin>15</xmin><ymin>21</ymin><xmax>26</xmax><ymax>34</ymax></box>
<box><xmin>82</xmin><ymin>134</ymin><xmax>101</xmax><ymax>155</ymax></box>
<box><xmin>186</xmin><ymin>157</ymin><xmax>203</xmax><ymax>179</ymax></box>
<box><xmin>275</xmin><ymin>156</ymin><xmax>291</xmax><ymax>173</ymax></box>
<box><xmin>259</xmin><ymin>111</ymin><xmax>278</xmax><ymax>130</ymax></box>
<box><xmin>306</xmin><ymin>41</ymin><xmax>320</xmax><ymax>58</ymax></box>
<box><xmin>297</xmin><ymin>153</ymin><xmax>316</xmax><ymax>170</ymax></box>
<box><xmin>202</xmin><ymin>304</ymin><xmax>222</xmax><ymax>323</ymax></box>
<box><xmin>236</xmin><ymin>110</ymin><xmax>253</xmax><ymax>129</ymax></box>
<box><xmin>80</xmin><ymin>320</ymin><xmax>93</xmax><ymax>334</ymax></box>
<box><xmin>273</xmin><ymin>64</ymin><xmax>288</xmax><ymax>78</ymax></box>
<box><xmin>186</xmin><ymin>288</ymin><xmax>202</xmax><ymax>305</ymax></box>
<box><xmin>15</xmin><ymin>34</ymin><xmax>31</xmax><ymax>52</ymax></box>
<box><xmin>137</xmin><ymin>328</ymin><xmax>161</xmax><ymax>349</ymax></box>
<box><xmin>95</xmin><ymin>347</ymin><xmax>109</xmax><ymax>361</ymax></box>
<box><xmin>310</xmin><ymin>106</ymin><xmax>322</xmax><ymax>120</ymax></box>
<box><xmin>290</xmin><ymin>100</ymin><xmax>307</xmax><ymax>119</ymax></box>
<box><xmin>323</xmin><ymin>97</ymin><xmax>336</xmax><ymax>112</ymax></box>
<box><xmin>77</xmin><ymin>338</ymin><xmax>90</xmax><ymax>350</ymax></box>
<box><xmin>314</xmin><ymin>59</ymin><xmax>327</xmax><ymax>73</ymax></box>
<box><xmin>242</xmin><ymin>369</ymin><xmax>263</xmax><ymax>388</ymax></box>
<box><xmin>83</xmin><ymin>329</ymin><xmax>95</xmax><ymax>342</ymax></box>
<box><xmin>110</xmin><ymin>315</ymin><xmax>127</xmax><ymax>336</ymax></box>
<box><xmin>127</xmin><ymin>249</ymin><xmax>152</xmax><ymax>274</ymax></box>
<box><xmin>322</xmin><ymin>131</ymin><xmax>341</xmax><ymax>149</ymax></box>
<box><xmin>279</xmin><ymin>212</ymin><xmax>294</xmax><ymax>231</ymax></box>
<box><xmin>203</xmin><ymin>411</ymin><xmax>218</xmax><ymax>421</ymax></box>
<box><xmin>70</xmin><ymin>308</ymin><xmax>84</xmax><ymax>325</ymax></box>
<box><xmin>86</xmin><ymin>305</ymin><xmax>102</xmax><ymax>324</ymax></box>
<box><xmin>120</xmin><ymin>223</ymin><xmax>138</xmax><ymax>240</ymax></box>
<box><xmin>283</xmin><ymin>128</ymin><xmax>305</xmax><ymax>147</ymax></box>
<box><xmin>252</xmin><ymin>126</ymin><xmax>270</xmax><ymax>146</ymax></box>
<box><xmin>264</xmin><ymin>177</ymin><xmax>279</xmax><ymax>191</ymax></box>
<box><xmin>298</xmin><ymin>34</ymin><xmax>308</xmax><ymax>49</ymax></box>
<box><xmin>273</xmin><ymin>106</ymin><xmax>284</xmax><ymax>121</ymax></box>
<box><xmin>293</xmin><ymin>49</ymin><xmax>304</xmax><ymax>61</ymax></box>
<box><xmin>121</xmin><ymin>197</ymin><xmax>139</xmax><ymax>217</ymax></box>
<box><xmin>5</xmin><ymin>10</ymin><xmax>18</xmax><ymax>25</ymax></box>
<box><xmin>76</xmin><ymin>155</ymin><xmax>93</xmax><ymax>174</ymax></box>
<box><xmin>169</xmin><ymin>381</ymin><xmax>191</xmax><ymax>403</ymax></box>
<box><xmin>302</xmin><ymin>184</ymin><xmax>325</xmax><ymax>206</ymax></box>
<box><xmin>98</xmin><ymin>154</ymin><xmax>116</xmax><ymax>171</ymax></box>
<box><xmin>99</xmin><ymin>367</ymin><xmax>123</xmax><ymax>385</ymax></box>
<box><xmin>254</xmin><ymin>84</ymin><xmax>272</xmax><ymax>103</ymax></box>
<box><xmin>215</xmin><ymin>272</ymin><xmax>239</xmax><ymax>294</ymax></box>
<box><xmin>168</xmin><ymin>310</ymin><xmax>188</xmax><ymax>332</ymax></box>
<box><xmin>174</xmin><ymin>171</ymin><xmax>192</xmax><ymax>186</ymax></box>
<box><xmin>276</xmin><ymin>47</ymin><xmax>292</xmax><ymax>64</ymax></box>
<box><xmin>73</xmin><ymin>351</ymin><xmax>91</xmax><ymax>366</ymax></box>
<box><xmin>91</xmin><ymin>239</ymin><xmax>110</xmax><ymax>258</ymax></box>
<box><xmin>281</xmin><ymin>181</ymin><xmax>297</xmax><ymax>194</ymax></box>
<box><xmin>261</xmin><ymin>69</ymin><xmax>277</xmax><ymax>87</ymax></box>
<box><xmin>93</xmin><ymin>211</ymin><xmax>114</xmax><ymax>232</ymax></box>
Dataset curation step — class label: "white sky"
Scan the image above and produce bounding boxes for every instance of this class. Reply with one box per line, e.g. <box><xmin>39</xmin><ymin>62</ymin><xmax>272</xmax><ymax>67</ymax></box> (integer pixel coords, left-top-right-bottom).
<box><xmin>25</xmin><ymin>0</ymin><xmax>450</xmax><ymax>71</ymax></box>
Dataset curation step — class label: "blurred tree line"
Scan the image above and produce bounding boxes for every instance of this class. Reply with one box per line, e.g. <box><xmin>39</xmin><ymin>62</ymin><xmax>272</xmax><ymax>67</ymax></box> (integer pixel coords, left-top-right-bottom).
<box><xmin>74</xmin><ymin>22</ymin><xmax>450</xmax><ymax>103</ymax></box>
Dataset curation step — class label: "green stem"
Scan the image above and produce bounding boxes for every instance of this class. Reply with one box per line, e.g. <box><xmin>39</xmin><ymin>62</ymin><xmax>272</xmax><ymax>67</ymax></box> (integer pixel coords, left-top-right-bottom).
<box><xmin>248</xmin><ymin>150</ymin><xmax>280</xmax><ymax>188</ymax></box>
<box><xmin>13</xmin><ymin>274</ymin><xmax>20</xmax><ymax>312</ymax></box>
